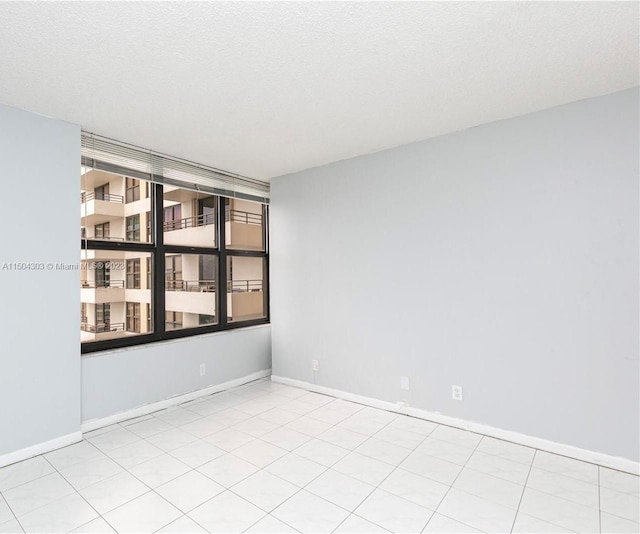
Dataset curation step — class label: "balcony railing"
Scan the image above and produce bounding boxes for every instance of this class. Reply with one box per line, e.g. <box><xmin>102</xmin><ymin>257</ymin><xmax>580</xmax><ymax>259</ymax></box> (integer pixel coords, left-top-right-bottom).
<box><xmin>228</xmin><ymin>279</ymin><xmax>263</xmax><ymax>293</ymax></box>
<box><xmin>81</xmin><ymin>280</ymin><xmax>125</xmax><ymax>288</ymax></box>
<box><xmin>164</xmin><ymin>213</ymin><xmax>215</xmax><ymax>232</ymax></box>
<box><xmin>81</xmin><ymin>192</ymin><xmax>124</xmax><ymax>203</ymax></box>
<box><xmin>166</xmin><ymin>279</ymin><xmax>216</xmax><ymax>292</ymax></box>
<box><xmin>225</xmin><ymin>208</ymin><xmax>263</xmax><ymax>226</ymax></box>
<box><xmin>81</xmin><ymin>322</ymin><xmax>125</xmax><ymax>333</ymax></box>
<box><xmin>91</xmin><ymin>236</ymin><xmax>125</xmax><ymax>241</ymax></box>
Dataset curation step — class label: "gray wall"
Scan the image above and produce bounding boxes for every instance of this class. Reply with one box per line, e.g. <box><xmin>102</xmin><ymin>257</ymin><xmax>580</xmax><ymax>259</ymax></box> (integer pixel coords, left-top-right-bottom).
<box><xmin>0</xmin><ymin>104</ymin><xmax>81</xmax><ymax>455</ymax></box>
<box><xmin>82</xmin><ymin>324</ymin><xmax>271</xmax><ymax>422</ymax></box>
<box><xmin>270</xmin><ymin>88</ymin><xmax>639</xmax><ymax>461</ymax></box>
<box><xmin>0</xmin><ymin>103</ymin><xmax>272</xmax><ymax>456</ymax></box>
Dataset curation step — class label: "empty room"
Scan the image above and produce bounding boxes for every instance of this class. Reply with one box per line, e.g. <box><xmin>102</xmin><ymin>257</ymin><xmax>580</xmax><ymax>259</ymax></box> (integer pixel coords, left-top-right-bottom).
<box><xmin>0</xmin><ymin>2</ymin><xmax>638</xmax><ymax>533</ymax></box>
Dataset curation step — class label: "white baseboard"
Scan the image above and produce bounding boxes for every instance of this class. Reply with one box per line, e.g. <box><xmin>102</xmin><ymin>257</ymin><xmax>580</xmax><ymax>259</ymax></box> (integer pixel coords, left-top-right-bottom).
<box><xmin>271</xmin><ymin>375</ymin><xmax>639</xmax><ymax>476</ymax></box>
<box><xmin>82</xmin><ymin>369</ymin><xmax>271</xmax><ymax>433</ymax></box>
<box><xmin>0</xmin><ymin>431</ymin><xmax>83</xmax><ymax>469</ymax></box>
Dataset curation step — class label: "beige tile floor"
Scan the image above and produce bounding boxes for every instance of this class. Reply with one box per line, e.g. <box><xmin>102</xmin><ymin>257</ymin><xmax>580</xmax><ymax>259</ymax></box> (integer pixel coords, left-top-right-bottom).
<box><xmin>0</xmin><ymin>378</ymin><xmax>638</xmax><ymax>533</ymax></box>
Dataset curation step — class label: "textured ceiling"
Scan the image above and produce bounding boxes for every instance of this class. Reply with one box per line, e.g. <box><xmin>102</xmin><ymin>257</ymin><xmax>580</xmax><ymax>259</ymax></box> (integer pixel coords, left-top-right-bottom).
<box><xmin>0</xmin><ymin>2</ymin><xmax>637</xmax><ymax>181</ymax></box>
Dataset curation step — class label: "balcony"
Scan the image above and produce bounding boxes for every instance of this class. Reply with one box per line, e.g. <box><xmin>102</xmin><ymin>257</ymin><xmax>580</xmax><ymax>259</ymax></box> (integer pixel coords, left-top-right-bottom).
<box><xmin>80</xmin><ymin>191</ymin><xmax>124</xmax><ymax>224</ymax></box>
<box><xmin>165</xmin><ymin>279</ymin><xmax>216</xmax><ymax>315</ymax></box>
<box><xmin>81</xmin><ymin>250</ymin><xmax>126</xmax><ymax>261</ymax></box>
<box><xmin>228</xmin><ymin>279</ymin><xmax>264</xmax><ymax>321</ymax></box>
<box><xmin>226</xmin><ymin>208</ymin><xmax>264</xmax><ymax>250</ymax></box>
<box><xmin>164</xmin><ymin>214</ymin><xmax>216</xmax><ymax>247</ymax></box>
<box><xmin>80</xmin><ymin>322</ymin><xmax>125</xmax><ymax>341</ymax></box>
<box><xmin>166</xmin><ymin>280</ymin><xmax>216</xmax><ymax>292</ymax></box>
<box><xmin>80</xmin><ymin>280</ymin><xmax>125</xmax><ymax>304</ymax></box>
<box><xmin>81</xmin><ymin>192</ymin><xmax>124</xmax><ymax>203</ymax></box>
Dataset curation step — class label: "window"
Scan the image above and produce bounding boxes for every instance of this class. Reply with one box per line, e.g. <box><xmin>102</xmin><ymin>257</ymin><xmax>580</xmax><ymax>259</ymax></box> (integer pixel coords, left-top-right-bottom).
<box><xmin>126</xmin><ymin>214</ymin><xmax>140</xmax><ymax>242</ymax></box>
<box><xmin>165</xmin><ymin>255</ymin><xmax>182</xmax><ymax>290</ymax></box>
<box><xmin>146</xmin><ymin>211</ymin><xmax>152</xmax><ymax>242</ymax></box>
<box><xmin>95</xmin><ymin>262</ymin><xmax>110</xmax><ymax>288</ymax></box>
<box><xmin>146</xmin><ymin>257</ymin><xmax>152</xmax><ymax>289</ymax></box>
<box><xmin>94</xmin><ymin>222</ymin><xmax>110</xmax><ymax>240</ymax></box>
<box><xmin>163</xmin><ymin>205</ymin><xmax>182</xmax><ymax>231</ymax></box>
<box><xmin>165</xmin><ymin>253</ymin><xmax>217</xmax><ymax>329</ymax></box>
<box><xmin>81</xmin><ymin>166</ymin><xmax>269</xmax><ymax>354</ymax></box>
<box><xmin>126</xmin><ymin>302</ymin><xmax>141</xmax><ymax>333</ymax></box>
<box><xmin>125</xmin><ymin>177</ymin><xmax>140</xmax><ymax>203</ymax></box>
<box><xmin>227</xmin><ymin>256</ymin><xmax>267</xmax><ymax>322</ymax></box>
<box><xmin>126</xmin><ymin>259</ymin><xmax>141</xmax><ymax>289</ymax></box>
<box><xmin>94</xmin><ymin>183</ymin><xmax>109</xmax><ymax>201</ymax></box>
<box><xmin>226</xmin><ymin>198</ymin><xmax>265</xmax><ymax>251</ymax></box>
<box><xmin>94</xmin><ymin>303</ymin><xmax>111</xmax><ymax>330</ymax></box>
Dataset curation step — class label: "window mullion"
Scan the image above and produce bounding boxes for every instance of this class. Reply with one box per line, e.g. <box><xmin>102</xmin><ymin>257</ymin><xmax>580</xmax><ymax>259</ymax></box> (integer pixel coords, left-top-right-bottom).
<box><xmin>153</xmin><ymin>183</ymin><xmax>166</xmax><ymax>339</ymax></box>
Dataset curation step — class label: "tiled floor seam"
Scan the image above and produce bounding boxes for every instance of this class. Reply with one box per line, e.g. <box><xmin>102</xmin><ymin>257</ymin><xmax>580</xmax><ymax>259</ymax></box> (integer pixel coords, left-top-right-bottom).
<box><xmin>133</xmin><ymin>381</ymin><xmax>340</xmax><ymax>533</ymax></box>
<box><xmin>422</xmin><ymin>434</ymin><xmax>485</xmax><ymax>533</ymax></box>
<box><xmin>42</xmin><ymin>453</ymin><xmax>120</xmax><ymax>534</ymax></box>
<box><xmin>0</xmin><ymin>492</ymin><xmax>20</xmax><ymax>533</ymax></box>
<box><xmin>74</xmin><ymin>438</ymin><xmax>193</xmax><ymax>530</ymax></box>
<box><xmin>331</xmin><ymin>414</ymin><xmax>439</xmax><ymax>534</ymax></box>
<box><xmin>509</xmin><ymin>448</ymin><xmax>536</xmax><ymax>533</ymax></box>
<box><xmin>247</xmin><ymin>407</ymin><xmax>395</xmax><ymax>532</ymax></box>
<box><xmin>242</xmin><ymin>403</ymin><xmax>410</xmax><ymax>534</ymax></box>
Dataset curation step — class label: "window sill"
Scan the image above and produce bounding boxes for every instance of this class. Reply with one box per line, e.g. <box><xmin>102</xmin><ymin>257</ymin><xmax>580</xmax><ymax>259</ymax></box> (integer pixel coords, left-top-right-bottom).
<box><xmin>80</xmin><ymin>322</ymin><xmax>271</xmax><ymax>359</ymax></box>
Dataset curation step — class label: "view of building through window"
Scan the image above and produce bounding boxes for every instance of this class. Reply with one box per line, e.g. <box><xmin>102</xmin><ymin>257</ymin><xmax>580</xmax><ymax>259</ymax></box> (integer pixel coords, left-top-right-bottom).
<box><xmin>80</xmin><ymin>168</ymin><xmax>268</xmax><ymax>350</ymax></box>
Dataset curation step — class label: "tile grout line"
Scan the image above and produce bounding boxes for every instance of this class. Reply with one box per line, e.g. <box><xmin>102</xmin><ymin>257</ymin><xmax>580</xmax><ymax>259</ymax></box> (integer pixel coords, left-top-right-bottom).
<box><xmin>0</xmin><ymin>491</ymin><xmax>21</xmax><ymax>533</ymax></box>
<box><xmin>228</xmin><ymin>389</ymin><xmax>407</xmax><ymax>533</ymax></box>
<box><xmin>321</xmin><ymin>414</ymin><xmax>412</xmax><ymax>533</ymax></box>
<box><xmin>235</xmin><ymin>394</ymin><xmax>378</xmax><ymax>532</ymax></box>
<box><xmin>80</xmin><ymin>432</ymin><xmax>197</xmax><ymax>532</ymax></box>
<box><xmin>89</xmin><ymin>378</ymin><xmax>289</xmax><ymax>533</ymax></box>
<box><xmin>331</xmin><ymin>415</ymin><xmax>440</xmax><ymax>533</ymax></box>
<box><xmin>509</xmin><ymin>448</ymin><xmax>537</xmax><ymax>533</ymax></box>
<box><xmin>40</xmin><ymin>453</ymin><xmax>120</xmax><ymax>534</ymax></box>
<box><xmin>150</xmin><ymin>380</ymin><xmax>340</xmax><ymax>533</ymax></box>
<box><xmin>198</xmin><ymin>382</ymin><xmax>341</xmax><ymax>533</ymax></box>
<box><xmin>419</xmin><ymin>434</ymin><xmax>486</xmax><ymax>534</ymax></box>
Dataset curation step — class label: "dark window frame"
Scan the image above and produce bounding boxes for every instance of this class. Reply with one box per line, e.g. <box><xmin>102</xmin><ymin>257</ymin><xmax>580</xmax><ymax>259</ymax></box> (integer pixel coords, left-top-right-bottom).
<box><xmin>82</xmin><ymin>181</ymin><xmax>269</xmax><ymax>354</ymax></box>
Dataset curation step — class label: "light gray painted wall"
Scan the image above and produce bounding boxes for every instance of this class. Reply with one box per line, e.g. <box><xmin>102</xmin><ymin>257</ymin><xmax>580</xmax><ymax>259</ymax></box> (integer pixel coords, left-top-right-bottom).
<box><xmin>82</xmin><ymin>325</ymin><xmax>271</xmax><ymax>422</ymax></box>
<box><xmin>0</xmin><ymin>104</ymin><xmax>81</xmax><ymax>455</ymax></box>
<box><xmin>270</xmin><ymin>88</ymin><xmax>639</xmax><ymax>461</ymax></box>
<box><xmin>0</xmin><ymin>103</ymin><xmax>272</xmax><ymax>453</ymax></box>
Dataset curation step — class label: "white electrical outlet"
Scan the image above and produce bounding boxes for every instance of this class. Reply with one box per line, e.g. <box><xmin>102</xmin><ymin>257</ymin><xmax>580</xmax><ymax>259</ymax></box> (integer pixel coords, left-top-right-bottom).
<box><xmin>200</xmin><ymin>364</ymin><xmax>206</xmax><ymax>376</ymax></box>
<box><xmin>312</xmin><ymin>360</ymin><xmax>319</xmax><ymax>372</ymax></box>
<box><xmin>400</xmin><ymin>377</ymin><xmax>410</xmax><ymax>391</ymax></box>
<box><xmin>452</xmin><ymin>385</ymin><xmax>463</xmax><ymax>401</ymax></box>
